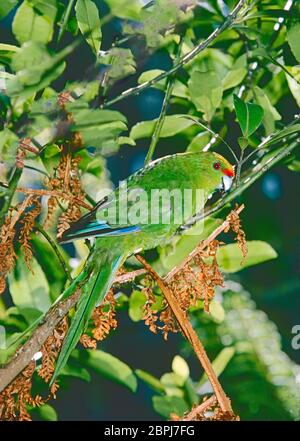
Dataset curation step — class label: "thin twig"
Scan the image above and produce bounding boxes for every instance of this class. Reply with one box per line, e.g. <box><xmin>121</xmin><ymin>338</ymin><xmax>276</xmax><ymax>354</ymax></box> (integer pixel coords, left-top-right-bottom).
<box><xmin>135</xmin><ymin>254</ymin><xmax>233</xmax><ymax>413</ymax></box>
<box><xmin>0</xmin><ymin>289</ymin><xmax>81</xmax><ymax>393</ymax></box>
<box><xmin>102</xmin><ymin>0</ymin><xmax>249</xmax><ymax>108</ymax></box>
<box><xmin>15</xmin><ymin>187</ymin><xmax>93</xmax><ymax>211</ymax></box>
<box><xmin>182</xmin><ymin>395</ymin><xmax>217</xmax><ymax>421</ymax></box>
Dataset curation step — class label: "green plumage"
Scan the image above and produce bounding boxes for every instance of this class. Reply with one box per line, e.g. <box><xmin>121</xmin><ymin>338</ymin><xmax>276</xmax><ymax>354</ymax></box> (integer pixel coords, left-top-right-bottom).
<box><xmin>51</xmin><ymin>151</ymin><xmax>234</xmax><ymax>383</ymax></box>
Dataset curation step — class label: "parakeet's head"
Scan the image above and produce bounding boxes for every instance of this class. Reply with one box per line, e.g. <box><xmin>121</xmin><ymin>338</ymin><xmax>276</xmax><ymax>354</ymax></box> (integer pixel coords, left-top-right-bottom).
<box><xmin>196</xmin><ymin>151</ymin><xmax>235</xmax><ymax>194</ymax></box>
<box><xmin>211</xmin><ymin>152</ymin><xmax>235</xmax><ymax>178</ymax></box>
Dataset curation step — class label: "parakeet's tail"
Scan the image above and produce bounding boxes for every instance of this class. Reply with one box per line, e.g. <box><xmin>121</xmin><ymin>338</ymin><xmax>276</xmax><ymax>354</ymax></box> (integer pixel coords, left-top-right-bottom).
<box><xmin>51</xmin><ymin>252</ymin><xmax>125</xmax><ymax>384</ymax></box>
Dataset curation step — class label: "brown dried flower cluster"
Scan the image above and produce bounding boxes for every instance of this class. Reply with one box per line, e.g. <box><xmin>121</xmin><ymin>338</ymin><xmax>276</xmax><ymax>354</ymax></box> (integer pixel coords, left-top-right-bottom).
<box><xmin>0</xmin><ymin>318</ymin><xmax>68</xmax><ymax>421</ymax></box>
<box><xmin>171</xmin><ymin>239</ymin><xmax>224</xmax><ymax>313</ymax></box>
<box><xmin>225</xmin><ymin>204</ymin><xmax>247</xmax><ymax>260</ymax></box>
<box><xmin>141</xmin><ymin>276</ymin><xmax>178</xmax><ymax>340</ymax></box>
<box><xmin>80</xmin><ymin>289</ymin><xmax>118</xmax><ymax>349</ymax></box>
<box><xmin>18</xmin><ymin>196</ymin><xmax>42</xmax><ymax>271</ymax></box>
<box><xmin>0</xmin><ymin>362</ymin><xmax>44</xmax><ymax>421</ymax></box>
<box><xmin>45</xmin><ymin>153</ymin><xmax>86</xmax><ymax>236</ymax></box>
<box><xmin>38</xmin><ymin>318</ymin><xmax>69</xmax><ymax>389</ymax></box>
<box><xmin>0</xmin><ymin>195</ymin><xmax>41</xmax><ymax>294</ymax></box>
<box><xmin>0</xmin><ymin>209</ymin><xmax>17</xmax><ymax>294</ymax></box>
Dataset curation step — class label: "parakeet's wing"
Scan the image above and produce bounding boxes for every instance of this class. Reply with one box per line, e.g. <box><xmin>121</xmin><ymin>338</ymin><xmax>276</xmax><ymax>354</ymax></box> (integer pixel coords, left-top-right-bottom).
<box><xmin>58</xmin><ymin>192</ymin><xmax>141</xmax><ymax>243</ymax></box>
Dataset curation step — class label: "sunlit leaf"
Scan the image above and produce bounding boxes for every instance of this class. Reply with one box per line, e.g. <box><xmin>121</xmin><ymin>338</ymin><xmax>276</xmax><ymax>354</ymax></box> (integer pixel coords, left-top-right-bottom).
<box><xmin>188</xmin><ymin>71</ymin><xmax>223</xmax><ymax>121</ymax></box>
<box><xmin>217</xmin><ymin>240</ymin><xmax>277</xmax><ymax>273</ymax></box>
<box><xmin>287</xmin><ymin>22</ymin><xmax>300</xmax><ymax>63</ymax></box>
<box><xmin>130</xmin><ymin>115</ymin><xmax>194</xmax><ymax>140</ymax></box>
<box><xmin>75</xmin><ymin>0</ymin><xmax>102</xmax><ymax>54</ymax></box>
<box><xmin>12</xmin><ymin>0</ymin><xmax>57</xmax><ymax>44</ymax></box>
<box><xmin>253</xmin><ymin>86</ymin><xmax>281</xmax><ymax>135</ymax></box>
<box><xmin>128</xmin><ymin>290</ymin><xmax>146</xmax><ymax>322</ymax></box>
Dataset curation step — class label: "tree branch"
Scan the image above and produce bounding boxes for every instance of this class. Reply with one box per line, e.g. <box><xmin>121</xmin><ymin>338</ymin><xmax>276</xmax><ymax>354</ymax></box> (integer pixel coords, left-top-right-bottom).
<box><xmin>182</xmin><ymin>395</ymin><xmax>217</xmax><ymax>421</ymax></box>
<box><xmin>0</xmin><ymin>267</ymin><xmax>146</xmax><ymax>392</ymax></box>
<box><xmin>135</xmin><ymin>254</ymin><xmax>233</xmax><ymax>414</ymax></box>
<box><xmin>102</xmin><ymin>0</ymin><xmax>249</xmax><ymax>108</ymax></box>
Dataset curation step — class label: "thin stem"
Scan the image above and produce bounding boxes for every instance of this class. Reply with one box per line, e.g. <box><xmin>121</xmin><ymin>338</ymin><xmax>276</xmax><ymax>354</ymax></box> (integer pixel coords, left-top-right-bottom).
<box><xmin>57</xmin><ymin>0</ymin><xmax>76</xmax><ymax>43</ymax></box>
<box><xmin>135</xmin><ymin>254</ymin><xmax>233</xmax><ymax>413</ymax></box>
<box><xmin>102</xmin><ymin>0</ymin><xmax>249</xmax><ymax>109</ymax></box>
<box><xmin>0</xmin><ymin>167</ymin><xmax>23</xmax><ymax>228</ymax></box>
<box><xmin>35</xmin><ymin>223</ymin><xmax>73</xmax><ymax>282</ymax></box>
<box><xmin>236</xmin><ymin>149</ymin><xmax>245</xmax><ymax>186</ymax></box>
<box><xmin>144</xmin><ymin>39</ymin><xmax>183</xmax><ymax>165</ymax></box>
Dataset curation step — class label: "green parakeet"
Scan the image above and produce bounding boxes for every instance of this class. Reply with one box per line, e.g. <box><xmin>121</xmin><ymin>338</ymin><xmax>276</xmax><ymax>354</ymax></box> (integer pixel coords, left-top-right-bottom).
<box><xmin>51</xmin><ymin>151</ymin><xmax>234</xmax><ymax>382</ymax></box>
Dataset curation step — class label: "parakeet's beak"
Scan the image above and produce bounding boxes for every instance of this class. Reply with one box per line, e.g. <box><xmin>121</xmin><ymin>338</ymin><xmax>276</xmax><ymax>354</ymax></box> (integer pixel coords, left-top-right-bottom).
<box><xmin>222</xmin><ymin>167</ymin><xmax>235</xmax><ymax>178</ymax></box>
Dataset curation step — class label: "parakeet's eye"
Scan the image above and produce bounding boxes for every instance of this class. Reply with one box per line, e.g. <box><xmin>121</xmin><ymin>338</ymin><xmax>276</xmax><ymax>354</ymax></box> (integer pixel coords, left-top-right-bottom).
<box><xmin>213</xmin><ymin>162</ymin><xmax>221</xmax><ymax>170</ymax></box>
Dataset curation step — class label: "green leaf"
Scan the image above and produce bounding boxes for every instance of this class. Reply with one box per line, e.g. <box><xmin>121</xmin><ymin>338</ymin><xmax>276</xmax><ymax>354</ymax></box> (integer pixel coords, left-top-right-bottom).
<box><xmin>118</xmin><ymin>136</ymin><xmax>136</xmax><ymax>146</ymax></box>
<box><xmin>152</xmin><ymin>395</ymin><xmax>189</xmax><ymax>418</ymax></box>
<box><xmin>0</xmin><ymin>0</ymin><xmax>17</xmax><ymax>20</ymax></box>
<box><xmin>7</xmin><ymin>41</ymin><xmax>67</xmax><ymax>98</ymax></box>
<box><xmin>36</xmin><ymin>404</ymin><xmax>58</xmax><ymax>421</ymax></box>
<box><xmin>12</xmin><ymin>0</ymin><xmax>57</xmax><ymax>44</ymax></box>
<box><xmin>234</xmin><ymin>94</ymin><xmax>264</xmax><ymax>138</ymax></box>
<box><xmin>188</xmin><ymin>71</ymin><xmax>223</xmax><ymax>121</ymax></box>
<box><xmin>161</xmin><ymin>372</ymin><xmax>185</xmax><ymax>396</ymax></box>
<box><xmin>130</xmin><ymin>115</ymin><xmax>194</xmax><ymax>140</ymax></box>
<box><xmin>172</xmin><ymin>355</ymin><xmax>189</xmax><ymax>382</ymax></box>
<box><xmin>0</xmin><ymin>128</ymin><xmax>19</xmax><ymax>166</ymax></box>
<box><xmin>135</xmin><ymin>369</ymin><xmax>165</xmax><ymax>393</ymax></box>
<box><xmin>253</xmin><ymin>86</ymin><xmax>281</xmax><ymax>135</ymax></box>
<box><xmin>75</xmin><ymin>349</ymin><xmax>137</xmax><ymax>392</ymax></box>
<box><xmin>75</xmin><ymin>0</ymin><xmax>102</xmax><ymax>54</ymax></box>
<box><xmin>104</xmin><ymin>0</ymin><xmax>141</xmax><ymax>21</ymax></box>
<box><xmin>187</xmin><ymin>132</ymin><xmax>210</xmax><ymax>152</ymax></box>
<box><xmin>61</xmin><ymin>363</ymin><xmax>91</xmax><ymax>382</ymax></box>
<box><xmin>138</xmin><ymin>69</ymin><xmax>165</xmax><ymax>86</ymax></box>
<box><xmin>128</xmin><ymin>290</ymin><xmax>146</xmax><ymax>322</ymax></box>
<box><xmin>71</xmin><ymin>109</ymin><xmax>127</xmax><ymax>127</ymax></box>
<box><xmin>287</xmin><ymin>158</ymin><xmax>300</xmax><ymax>172</ymax></box>
<box><xmin>217</xmin><ymin>240</ymin><xmax>277</xmax><ymax>273</ymax></box>
<box><xmin>8</xmin><ymin>256</ymin><xmax>51</xmax><ymax>322</ymax></box>
<box><xmin>285</xmin><ymin>66</ymin><xmax>300</xmax><ymax>107</ymax></box>
<box><xmin>222</xmin><ymin>67</ymin><xmax>247</xmax><ymax>90</ymax></box>
<box><xmin>198</xmin><ymin>347</ymin><xmax>235</xmax><ymax>387</ymax></box>
<box><xmin>287</xmin><ymin>22</ymin><xmax>300</xmax><ymax>63</ymax></box>
<box><xmin>209</xmin><ymin>299</ymin><xmax>225</xmax><ymax>323</ymax></box>
<box><xmin>222</xmin><ymin>56</ymin><xmax>248</xmax><ymax>91</ymax></box>
<box><xmin>99</xmin><ymin>48</ymin><xmax>136</xmax><ymax>81</ymax></box>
